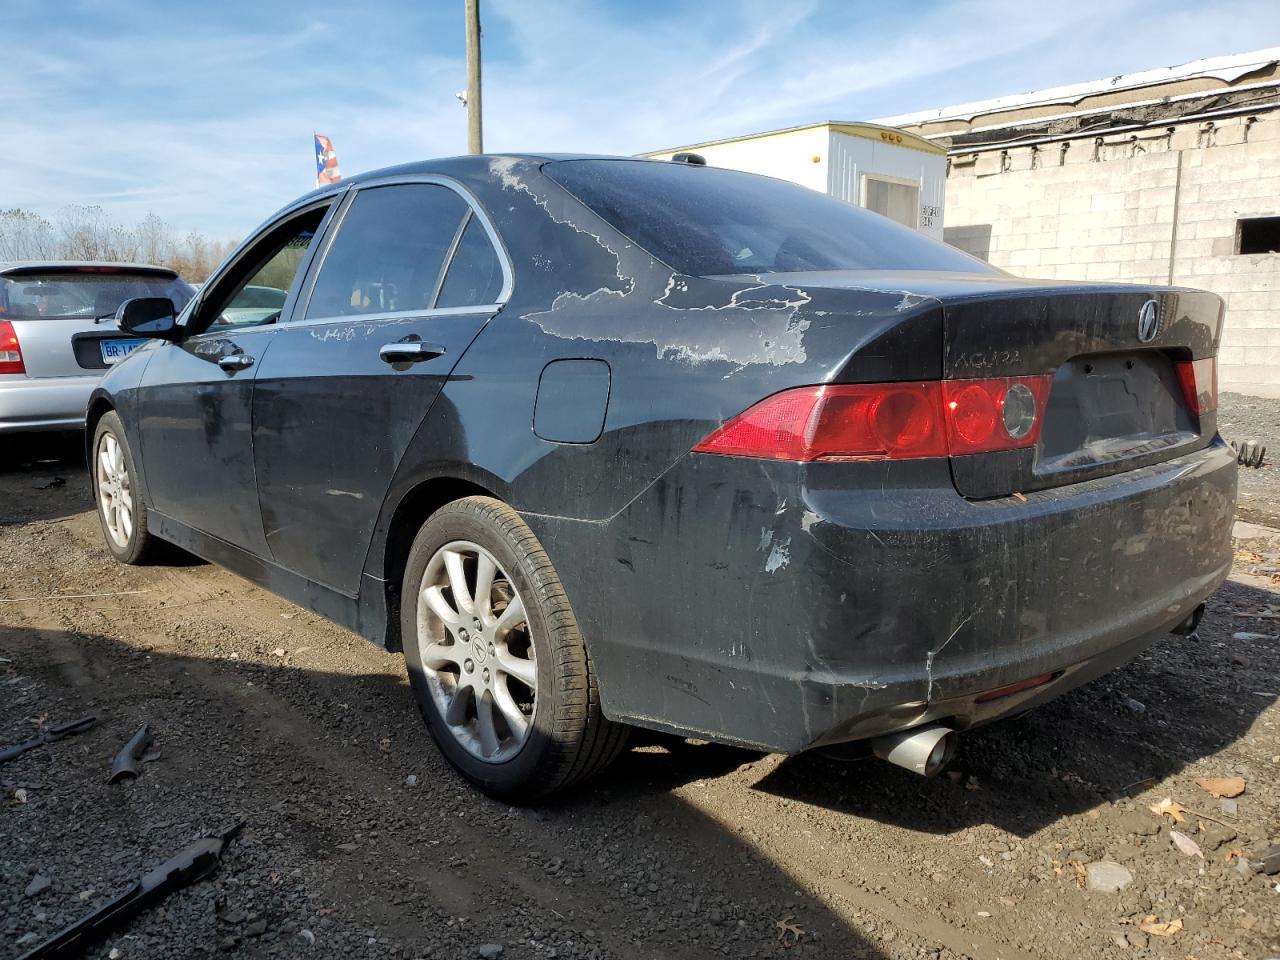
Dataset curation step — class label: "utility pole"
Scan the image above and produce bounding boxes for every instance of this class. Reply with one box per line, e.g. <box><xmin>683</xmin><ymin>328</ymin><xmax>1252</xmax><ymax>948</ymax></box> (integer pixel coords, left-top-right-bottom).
<box><xmin>464</xmin><ymin>0</ymin><xmax>483</xmax><ymax>154</ymax></box>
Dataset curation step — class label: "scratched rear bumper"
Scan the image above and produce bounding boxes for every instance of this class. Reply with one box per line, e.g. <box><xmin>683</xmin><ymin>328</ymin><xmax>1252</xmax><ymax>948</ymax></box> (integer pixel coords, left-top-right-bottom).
<box><xmin>526</xmin><ymin>438</ymin><xmax>1236</xmax><ymax>753</ymax></box>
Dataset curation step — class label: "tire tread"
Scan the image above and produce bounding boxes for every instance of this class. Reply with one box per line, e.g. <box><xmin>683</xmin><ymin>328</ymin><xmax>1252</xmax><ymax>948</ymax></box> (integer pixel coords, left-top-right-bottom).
<box><xmin>94</xmin><ymin>412</ymin><xmax>164</xmax><ymax>565</ymax></box>
<box><xmin>404</xmin><ymin>496</ymin><xmax>627</xmax><ymax>799</ymax></box>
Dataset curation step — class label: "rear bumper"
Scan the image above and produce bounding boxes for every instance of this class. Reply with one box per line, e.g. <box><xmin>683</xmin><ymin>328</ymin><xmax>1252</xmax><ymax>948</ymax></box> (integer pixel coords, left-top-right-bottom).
<box><xmin>528</xmin><ymin>438</ymin><xmax>1237</xmax><ymax>753</ymax></box>
<box><xmin>0</xmin><ymin>375</ymin><xmax>97</xmax><ymax>432</ymax></box>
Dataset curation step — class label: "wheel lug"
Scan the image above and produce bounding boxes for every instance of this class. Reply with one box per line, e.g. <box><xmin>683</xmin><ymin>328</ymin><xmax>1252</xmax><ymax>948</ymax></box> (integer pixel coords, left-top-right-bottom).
<box><xmin>488</xmin><ymin>642</ymin><xmax>495</xmax><ymax>655</ymax></box>
<box><xmin>482</xmin><ymin>668</ymin><xmax>491</xmax><ymax>684</ymax></box>
<box><xmin>464</xmin><ymin>659</ymin><xmax>474</xmax><ymax>673</ymax></box>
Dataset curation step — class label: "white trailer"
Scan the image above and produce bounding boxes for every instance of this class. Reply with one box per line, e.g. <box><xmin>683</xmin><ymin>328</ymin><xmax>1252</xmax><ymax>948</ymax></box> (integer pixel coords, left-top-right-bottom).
<box><xmin>641</xmin><ymin>121</ymin><xmax>947</xmax><ymax>240</ymax></box>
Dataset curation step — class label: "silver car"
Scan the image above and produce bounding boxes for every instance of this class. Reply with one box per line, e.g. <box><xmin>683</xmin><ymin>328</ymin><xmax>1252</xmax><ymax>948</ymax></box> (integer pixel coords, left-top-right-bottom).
<box><xmin>0</xmin><ymin>262</ymin><xmax>195</xmax><ymax>433</ymax></box>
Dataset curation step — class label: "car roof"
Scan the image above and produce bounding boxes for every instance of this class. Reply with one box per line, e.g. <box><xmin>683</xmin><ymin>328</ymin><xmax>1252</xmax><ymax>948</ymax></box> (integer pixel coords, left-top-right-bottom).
<box><xmin>289</xmin><ymin>153</ymin><xmax>660</xmax><ymax>203</ymax></box>
<box><xmin>344</xmin><ymin>152</ymin><xmax>638</xmax><ymax>182</ymax></box>
<box><xmin>0</xmin><ymin>260</ymin><xmax>180</xmax><ymax>278</ymax></box>
<box><xmin>253</xmin><ymin>153</ymin><xmax>687</xmax><ymax>243</ymax></box>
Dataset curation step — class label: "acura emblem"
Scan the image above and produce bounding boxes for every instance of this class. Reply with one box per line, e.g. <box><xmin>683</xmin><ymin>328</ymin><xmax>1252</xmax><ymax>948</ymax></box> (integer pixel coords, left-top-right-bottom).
<box><xmin>1137</xmin><ymin>299</ymin><xmax>1161</xmax><ymax>343</ymax></box>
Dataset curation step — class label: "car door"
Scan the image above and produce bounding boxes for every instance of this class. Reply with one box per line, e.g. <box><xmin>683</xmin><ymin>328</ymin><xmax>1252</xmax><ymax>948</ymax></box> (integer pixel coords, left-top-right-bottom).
<box><xmin>137</xmin><ymin>198</ymin><xmax>338</xmax><ymax>552</ymax></box>
<box><xmin>251</xmin><ymin>178</ymin><xmax>511</xmax><ymax>595</ymax></box>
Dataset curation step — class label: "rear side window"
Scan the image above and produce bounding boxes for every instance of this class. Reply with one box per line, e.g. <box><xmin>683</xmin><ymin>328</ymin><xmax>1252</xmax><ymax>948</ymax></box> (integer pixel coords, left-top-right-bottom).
<box><xmin>0</xmin><ymin>272</ymin><xmax>194</xmax><ymax>320</ymax></box>
<box><xmin>436</xmin><ymin>214</ymin><xmax>504</xmax><ymax>308</ymax></box>
<box><xmin>544</xmin><ymin>159</ymin><xmax>991</xmax><ymax>277</ymax></box>
<box><xmin>306</xmin><ymin>184</ymin><xmax>468</xmax><ymax>319</ymax></box>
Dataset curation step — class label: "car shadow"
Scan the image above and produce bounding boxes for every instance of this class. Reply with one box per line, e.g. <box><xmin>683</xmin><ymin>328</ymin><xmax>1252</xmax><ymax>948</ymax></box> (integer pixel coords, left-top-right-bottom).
<box><xmin>0</xmin><ymin>624</ymin><xmax>888</xmax><ymax>960</ymax></box>
<box><xmin>0</xmin><ymin>432</ymin><xmax>206</xmax><ymax>566</ymax></box>
<box><xmin>747</xmin><ymin>577</ymin><xmax>1278</xmax><ymax>837</ymax></box>
<box><xmin>0</xmin><ymin>431</ymin><xmax>91</xmax><ymax>525</ymax></box>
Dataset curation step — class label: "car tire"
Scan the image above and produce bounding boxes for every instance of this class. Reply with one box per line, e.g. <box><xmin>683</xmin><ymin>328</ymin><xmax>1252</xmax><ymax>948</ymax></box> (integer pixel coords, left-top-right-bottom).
<box><xmin>401</xmin><ymin>495</ymin><xmax>628</xmax><ymax>800</ymax></box>
<box><xmin>92</xmin><ymin>412</ymin><xmax>161</xmax><ymax>565</ymax></box>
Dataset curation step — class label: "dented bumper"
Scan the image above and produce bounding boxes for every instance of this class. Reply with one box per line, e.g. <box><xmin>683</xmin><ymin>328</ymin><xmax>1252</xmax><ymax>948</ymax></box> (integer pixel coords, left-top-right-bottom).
<box><xmin>527</xmin><ymin>437</ymin><xmax>1237</xmax><ymax>754</ymax></box>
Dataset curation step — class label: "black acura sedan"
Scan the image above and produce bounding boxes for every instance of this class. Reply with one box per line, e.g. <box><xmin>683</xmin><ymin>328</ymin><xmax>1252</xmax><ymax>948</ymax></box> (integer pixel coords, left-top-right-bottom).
<box><xmin>89</xmin><ymin>154</ymin><xmax>1236</xmax><ymax>799</ymax></box>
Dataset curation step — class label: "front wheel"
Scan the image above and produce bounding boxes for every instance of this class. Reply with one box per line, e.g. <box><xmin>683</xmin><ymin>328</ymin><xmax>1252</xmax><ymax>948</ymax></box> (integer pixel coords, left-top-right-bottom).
<box><xmin>401</xmin><ymin>496</ymin><xmax>627</xmax><ymax>800</ymax></box>
<box><xmin>92</xmin><ymin>412</ymin><xmax>161</xmax><ymax>564</ymax></box>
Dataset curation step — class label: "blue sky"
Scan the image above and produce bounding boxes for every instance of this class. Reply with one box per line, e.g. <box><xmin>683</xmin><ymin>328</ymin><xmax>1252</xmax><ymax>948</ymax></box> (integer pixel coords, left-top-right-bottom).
<box><xmin>8</xmin><ymin>0</ymin><xmax>1279</xmax><ymax>239</ymax></box>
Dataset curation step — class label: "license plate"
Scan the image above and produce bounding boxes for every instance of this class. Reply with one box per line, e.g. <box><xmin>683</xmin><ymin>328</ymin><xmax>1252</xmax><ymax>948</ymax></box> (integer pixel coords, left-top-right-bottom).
<box><xmin>100</xmin><ymin>338</ymin><xmax>145</xmax><ymax>365</ymax></box>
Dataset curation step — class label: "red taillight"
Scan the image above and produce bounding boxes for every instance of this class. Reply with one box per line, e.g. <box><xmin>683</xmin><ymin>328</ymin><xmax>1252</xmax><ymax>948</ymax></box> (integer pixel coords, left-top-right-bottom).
<box><xmin>690</xmin><ymin>383</ymin><xmax>947</xmax><ymax>461</ymax></box>
<box><xmin>942</xmin><ymin>375</ymin><xmax>1051</xmax><ymax>455</ymax></box>
<box><xmin>1176</xmin><ymin>357</ymin><xmax>1217</xmax><ymax>416</ymax></box>
<box><xmin>693</xmin><ymin>375</ymin><xmax>1052</xmax><ymax>462</ymax></box>
<box><xmin>0</xmin><ymin>320</ymin><xmax>24</xmax><ymax>375</ymax></box>
<box><xmin>808</xmin><ymin>383</ymin><xmax>949</xmax><ymax>460</ymax></box>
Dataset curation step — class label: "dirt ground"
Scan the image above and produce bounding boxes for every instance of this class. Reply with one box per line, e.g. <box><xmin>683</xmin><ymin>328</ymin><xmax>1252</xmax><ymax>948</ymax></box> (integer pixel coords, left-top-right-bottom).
<box><xmin>1220</xmin><ymin>393</ymin><xmax>1280</xmax><ymax>530</ymax></box>
<box><xmin>2</xmin><ymin>432</ymin><xmax>1278</xmax><ymax>960</ymax></box>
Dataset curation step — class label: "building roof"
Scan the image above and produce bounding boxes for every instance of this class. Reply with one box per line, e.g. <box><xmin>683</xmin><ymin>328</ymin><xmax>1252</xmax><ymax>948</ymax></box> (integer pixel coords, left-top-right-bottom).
<box><xmin>639</xmin><ymin>121</ymin><xmax>945</xmax><ymax>158</ymax></box>
<box><xmin>874</xmin><ymin>47</ymin><xmax>1280</xmax><ymax>128</ymax></box>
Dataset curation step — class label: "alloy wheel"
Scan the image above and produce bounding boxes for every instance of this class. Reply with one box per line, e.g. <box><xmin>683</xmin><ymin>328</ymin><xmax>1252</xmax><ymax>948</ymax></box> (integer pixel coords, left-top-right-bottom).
<box><xmin>96</xmin><ymin>432</ymin><xmax>134</xmax><ymax>548</ymax></box>
<box><xmin>416</xmin><ymin>540</ymin><xmax>537</xmax><ymax>763</ymax></box>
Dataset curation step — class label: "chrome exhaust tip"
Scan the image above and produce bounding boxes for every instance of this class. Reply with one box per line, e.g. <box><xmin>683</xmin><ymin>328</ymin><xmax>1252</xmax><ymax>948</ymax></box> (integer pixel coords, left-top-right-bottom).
<box><xmin>871</xmin><ymin>723</ymin><xmax>956</xmax><ymax>777</ymax></box>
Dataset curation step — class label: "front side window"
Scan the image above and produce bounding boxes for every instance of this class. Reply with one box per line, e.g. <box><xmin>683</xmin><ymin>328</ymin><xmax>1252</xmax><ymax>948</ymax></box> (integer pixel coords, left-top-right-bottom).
<box><xmin>305</xmin><ymin>184</ymin><xmax>470</xmax><ymax>320</ymax></box>
<box><xmin>197</xmin><ymin>207</ymin><xmax>328</xmax><ymax>333</ymax></box>
<box><xmin>544</xmin><ymin>159</ymin><xmax>990</xmax><ymax>277</ymax></box>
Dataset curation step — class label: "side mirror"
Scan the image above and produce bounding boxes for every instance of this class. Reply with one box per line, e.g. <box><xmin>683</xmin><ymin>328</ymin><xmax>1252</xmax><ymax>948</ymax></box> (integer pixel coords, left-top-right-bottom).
<box><xmin>116</xmin><ymin>297</ymin><xmax>179</xmax><ymax>340</ymax></box>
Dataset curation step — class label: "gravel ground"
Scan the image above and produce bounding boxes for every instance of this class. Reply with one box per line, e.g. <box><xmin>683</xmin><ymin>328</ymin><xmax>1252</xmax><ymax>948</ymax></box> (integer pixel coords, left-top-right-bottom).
<box><xmin>1218</xmin><ymin>392</ymin><xmax>1280</xmax><ymax>528</ymax></box>
<box><xmin>1</xmin><ymin>435</ymin><xmax>1278</xmax><ymax>960</ymax></box>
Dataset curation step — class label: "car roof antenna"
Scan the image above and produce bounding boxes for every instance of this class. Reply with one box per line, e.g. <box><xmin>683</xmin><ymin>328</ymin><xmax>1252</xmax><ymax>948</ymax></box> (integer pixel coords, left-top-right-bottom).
<box><xmin>670</xmin><ymin>152</ymin><xmax>707</xmax><ymax>165</ymax></box>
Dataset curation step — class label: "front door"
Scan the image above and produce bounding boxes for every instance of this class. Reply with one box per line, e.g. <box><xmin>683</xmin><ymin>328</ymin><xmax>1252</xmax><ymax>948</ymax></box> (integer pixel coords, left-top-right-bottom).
<box><xmin>137</xmin><ymin>202</ymin><xmax>334</xmax><ymax>552</ymax></box>
<box><xmin>252</xmin><ymin>180</ymin><xmax>510</xmax><ymax>595</ymax></box>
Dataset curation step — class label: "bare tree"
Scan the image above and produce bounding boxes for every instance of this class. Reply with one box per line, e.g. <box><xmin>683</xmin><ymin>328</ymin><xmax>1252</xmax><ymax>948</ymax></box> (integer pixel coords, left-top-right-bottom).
<box><xmin>135</xmin><ymin>212</ymin><xmax>168</xmax><ymax>266</ymax></box>
<box><xmin>0</xmin><ymin>209</ymin><xmax>57</xmax><ymax>260</ymax></box>
<box><xmin>166</xmin><ymin>230</ymin><xmax>236</xmax><ymax>282</ymax></box>
<box><xmin>0</xmin><ymin>206</ymin><xmax>234</xmax><ymax>282</ymax></box>
<box><xmin>58</xmin><ymin>205</ymin><xmax>140</xmax><ymax>262</ymax></box>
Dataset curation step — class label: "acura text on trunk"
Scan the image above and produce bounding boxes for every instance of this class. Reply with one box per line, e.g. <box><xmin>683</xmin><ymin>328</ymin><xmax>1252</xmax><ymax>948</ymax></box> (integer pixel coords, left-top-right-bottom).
<box><xmin>86</xmin><ymin>156</ymin><xmax>1236</xmax><ymax>799</ymax></box>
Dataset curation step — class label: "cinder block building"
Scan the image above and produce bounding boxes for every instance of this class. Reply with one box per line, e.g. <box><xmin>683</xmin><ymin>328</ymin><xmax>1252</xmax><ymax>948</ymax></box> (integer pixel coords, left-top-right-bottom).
<box><xmin>878</xmin><ymin>48</ymin><xmax>1280</xmax><ymax>397</ymax></box>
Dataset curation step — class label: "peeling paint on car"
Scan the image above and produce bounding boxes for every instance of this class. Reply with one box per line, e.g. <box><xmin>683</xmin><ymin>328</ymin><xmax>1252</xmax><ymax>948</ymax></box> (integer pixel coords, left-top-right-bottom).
<box><xmin>764</xmin><ymin>536</ymin><xmax>791</xmax><ymax>573</ymax></box>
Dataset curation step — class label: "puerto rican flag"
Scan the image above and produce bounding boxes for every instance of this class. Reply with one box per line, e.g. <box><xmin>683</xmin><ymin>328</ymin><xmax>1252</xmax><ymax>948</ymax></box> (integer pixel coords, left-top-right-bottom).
<box><xmin>314</xmin><ymin>134</ymin><xmax>342</xmax><ymax>188</ymax></box>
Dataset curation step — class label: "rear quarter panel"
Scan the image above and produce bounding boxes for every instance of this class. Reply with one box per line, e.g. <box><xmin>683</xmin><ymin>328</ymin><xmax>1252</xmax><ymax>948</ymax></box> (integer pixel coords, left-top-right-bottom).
<box><xmin>363</xmin><ymin>159</ymin><xmax>944</xmax><ymax>571</ymax></box>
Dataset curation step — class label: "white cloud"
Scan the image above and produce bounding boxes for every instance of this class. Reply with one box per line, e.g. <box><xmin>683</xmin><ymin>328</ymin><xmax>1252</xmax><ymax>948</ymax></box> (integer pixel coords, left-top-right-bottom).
<box><xmin>10</xmin><ymin>0</ymin><xmax>1280</xmax><ymax>241</ymax></box>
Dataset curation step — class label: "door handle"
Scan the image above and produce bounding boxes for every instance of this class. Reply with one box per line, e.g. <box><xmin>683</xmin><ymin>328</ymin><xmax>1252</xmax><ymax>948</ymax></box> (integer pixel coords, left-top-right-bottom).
<box><xmin>379</xmin><ymin>342</ymin><xmax>446</xmax><ymax>364</ymax></box>
<box><xmin>218</xmin><ymin>354</ymin><xmax>255</xmax><ymax>372</ymax></box>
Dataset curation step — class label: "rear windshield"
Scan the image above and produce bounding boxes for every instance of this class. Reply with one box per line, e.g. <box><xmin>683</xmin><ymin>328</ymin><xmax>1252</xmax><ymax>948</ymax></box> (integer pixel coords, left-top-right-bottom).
<box><xmin>0</xmin><ymin>271</ymin><xmax>195</xmax><ymax>320</ymax></box>
<box><xmin>544</xmin><ymin>159</ymin><xmax>992</xmax><ymax>277</ymax></box>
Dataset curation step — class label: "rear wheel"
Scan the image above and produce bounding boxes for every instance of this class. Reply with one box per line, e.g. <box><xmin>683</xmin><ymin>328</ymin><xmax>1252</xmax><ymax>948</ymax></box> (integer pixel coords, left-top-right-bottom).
<box><xmin>93</xmin><ymin>412</ymin><xmax>161</xmax><ymax>564</ymax></box>
<box><xmin>401</xmin><ymin>496</ymin><xmax>627</xmax><ymax>800</ymax></box>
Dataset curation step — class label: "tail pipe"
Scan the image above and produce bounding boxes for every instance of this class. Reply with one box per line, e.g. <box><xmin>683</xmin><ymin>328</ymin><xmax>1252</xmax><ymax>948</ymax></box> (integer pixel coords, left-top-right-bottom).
<box><xmin>1171</xmin><ymin>602</ymin><xmax>1206</xmax><ymax>636</ymax></box>
<box><xmin>871</xmin><ymin>723</ymin><xmax>956</xmax><ymax>777</ymax></box>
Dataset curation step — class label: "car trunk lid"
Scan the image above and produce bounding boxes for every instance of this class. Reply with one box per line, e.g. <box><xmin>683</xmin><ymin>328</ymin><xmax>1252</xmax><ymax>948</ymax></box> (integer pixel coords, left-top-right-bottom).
<box><xmin>740</xmin><ymin>271</ymin><xmax>1223</xmax><ymax>498</ymax></box>
<box><xmin>8</xmin><ymin>316</ymin><xmax>135</xmax><ymax>377</ymax></box>
<box><xmin>937</xmin><ymin>280</ymin><xmax>1222</xmax><ymax>498</ymax></box>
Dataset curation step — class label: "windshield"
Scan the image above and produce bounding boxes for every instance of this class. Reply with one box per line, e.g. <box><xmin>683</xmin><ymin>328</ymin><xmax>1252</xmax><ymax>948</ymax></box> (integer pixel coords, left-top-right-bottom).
<box><xmin>544</xmin><ymin>159</ymin><xmax>993</xmax><ymax>277</ymax></box>
<box><xmin>0</xmin><ymin>271</ymin><xmax>195</xmax><ymax>320</ymax></box>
